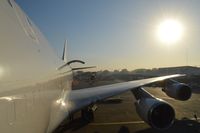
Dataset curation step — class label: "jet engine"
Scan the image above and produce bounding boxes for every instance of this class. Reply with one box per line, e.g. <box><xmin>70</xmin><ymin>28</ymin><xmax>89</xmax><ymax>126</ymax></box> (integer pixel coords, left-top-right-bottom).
<box><xmin>132</xmin><ymin>87</ymin><xmax>175</xmax><ymax>130</ymax></box>
<box><xmin>162</xmin><ymin>79</ymin><xmax>192</xmax><ymax>101</ymax></box>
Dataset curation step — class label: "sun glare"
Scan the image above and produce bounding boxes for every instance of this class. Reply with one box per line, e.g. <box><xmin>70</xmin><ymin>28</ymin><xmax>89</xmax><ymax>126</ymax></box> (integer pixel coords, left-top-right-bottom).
<box><xmin>157</xmin><ymin>19</ymin><xmax>184</xmax><ymax>44</ymax></box>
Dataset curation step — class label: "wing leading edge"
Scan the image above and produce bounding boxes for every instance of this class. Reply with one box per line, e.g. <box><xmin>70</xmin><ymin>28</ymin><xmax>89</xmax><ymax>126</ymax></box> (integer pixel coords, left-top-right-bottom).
<box><xmin>68</xmin><ymin>74</ymin><xmax>184</xmax><ymax>113</ymax></box>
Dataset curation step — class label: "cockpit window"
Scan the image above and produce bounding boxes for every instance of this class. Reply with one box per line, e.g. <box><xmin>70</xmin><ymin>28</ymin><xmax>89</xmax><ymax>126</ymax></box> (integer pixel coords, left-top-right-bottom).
<box><xmin>7</xmin><ymin>0</ymin><xmax>13</xmax><ymax>8</ymax></box>
<box><xmin>13</xmin><ymin>2</ymin><xmax>39</xmax><ymax>43</ymax></box>
<box><xmin>27</xmin><ymin>17</ymin><xmax>32</xmax><ymax>27</ymax></box>
<box><xmin>25</xmin><ymin>16</ymin><xmax>38</xmax><ymax>41</ymax></box>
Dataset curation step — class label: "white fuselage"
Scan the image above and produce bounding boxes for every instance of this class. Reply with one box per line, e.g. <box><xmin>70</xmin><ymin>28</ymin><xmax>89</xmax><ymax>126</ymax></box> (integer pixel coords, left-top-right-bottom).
<box><xmin>0</xmin><ymin>0</ymin><xmax>72</xmax><ymax>132</ymax></box>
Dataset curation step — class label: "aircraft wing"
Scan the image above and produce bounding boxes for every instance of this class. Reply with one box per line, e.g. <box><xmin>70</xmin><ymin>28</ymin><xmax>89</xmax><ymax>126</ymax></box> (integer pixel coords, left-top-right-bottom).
<box><xmin>68</xmin><ymin>74</ymin><xmax>184</xmax><ymax>113</ymax></box>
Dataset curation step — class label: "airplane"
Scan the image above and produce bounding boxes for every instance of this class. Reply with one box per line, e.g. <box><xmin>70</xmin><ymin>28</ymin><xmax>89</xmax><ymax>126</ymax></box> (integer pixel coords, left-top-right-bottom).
<box><xmin>0</xmin><ymin>0</ymin><xmax>192</xmax><ymax>133</ymax></box>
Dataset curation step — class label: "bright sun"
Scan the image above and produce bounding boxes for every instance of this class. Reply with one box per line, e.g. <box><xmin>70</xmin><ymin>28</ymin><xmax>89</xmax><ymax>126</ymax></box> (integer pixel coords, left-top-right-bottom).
<box><xmin>157</xmin><ymin>19</ymin><xmax>184</xmax><ymax>44</ymax></box>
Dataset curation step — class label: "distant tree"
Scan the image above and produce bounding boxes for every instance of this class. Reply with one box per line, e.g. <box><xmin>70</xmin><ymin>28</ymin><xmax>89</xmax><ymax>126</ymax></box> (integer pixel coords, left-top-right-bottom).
<box><xmin>101</xmin><ymin>70</ymin><xmax>110</xmax><ymax>75</ymax></box>
<box><xmin>152</xmin><ymin>68</ymin><xmax>158</xmax><ymax>71</ymax></box>
<box><xmin>133</xmin><ymin>69</ymin><xmax>148</xmax><ymax>74</ymax></box>
<box><xmin>113</xmin><ymin>70</ymin><xmax>119</xmax><ymax>74</ymax></box>
<box><xmin>102</xmin><ymin>70</ymin><xmax>109</xmax><ymax>73</ymax></box>
<box><xmin>120</xmin><ymin>69</ymin><xmax>129</xmax><ymax>74</ymax></box>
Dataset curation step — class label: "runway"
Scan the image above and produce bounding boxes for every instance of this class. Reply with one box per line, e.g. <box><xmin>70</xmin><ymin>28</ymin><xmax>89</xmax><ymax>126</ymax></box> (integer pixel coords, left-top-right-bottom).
<box><xmin>61</xmin><ymin>87</ymin><xmax>200</xmax><ymax>133</ymax></box>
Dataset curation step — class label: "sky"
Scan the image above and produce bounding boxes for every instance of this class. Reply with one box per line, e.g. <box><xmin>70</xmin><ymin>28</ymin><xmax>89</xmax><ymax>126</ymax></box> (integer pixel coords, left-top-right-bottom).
<box><xmin>16</xmin><ymin>0</ymin><xmax>200</xmax><ymax>70</ymax></box>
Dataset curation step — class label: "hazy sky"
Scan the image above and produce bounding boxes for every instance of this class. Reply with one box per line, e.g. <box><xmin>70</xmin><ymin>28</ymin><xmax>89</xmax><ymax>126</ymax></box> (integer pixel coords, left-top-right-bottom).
<box><xmin>16</xmin><ymin>0</ymin><xmax>200</xmax><ymax>70</ymax></box>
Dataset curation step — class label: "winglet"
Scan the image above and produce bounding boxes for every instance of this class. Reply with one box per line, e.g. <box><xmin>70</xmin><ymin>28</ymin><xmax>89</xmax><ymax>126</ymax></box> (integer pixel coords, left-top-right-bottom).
<box><xmin>62</xmin><ymin>39</ymin><xmax>67</xmax><ymax>63</ymax></box>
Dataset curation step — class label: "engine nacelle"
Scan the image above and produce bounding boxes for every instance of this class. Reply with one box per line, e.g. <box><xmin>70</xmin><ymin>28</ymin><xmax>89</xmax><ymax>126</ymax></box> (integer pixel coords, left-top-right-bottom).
<box><xmin>163</xmin><ymin>80</ymin><xmax>192</xmax><ymax>101</ymax></box>
<box><xmin>135</xmin><ymin>98</ymin><xmax>175</xmax><ymax>130</ymax></box>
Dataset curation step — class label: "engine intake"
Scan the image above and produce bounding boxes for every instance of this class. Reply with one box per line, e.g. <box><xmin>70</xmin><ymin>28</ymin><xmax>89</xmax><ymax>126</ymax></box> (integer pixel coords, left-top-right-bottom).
<box><xmin>163</xmin><ymin>80</ymin><xmax>192</xmax><ymax>101</ymax></box>
<box><xmin>150</xmin><ymin>102</ymin><xmax>175</xmax><ymax>129</ymax></box>
<box><xmin>136</xmin><ymin>98</ymin><xmax>175</xmax><ymax>129</ymax></box>
<box><xmin>132</xmin><ymin>87</ymin><xmax>175</xmax><ymax>130</ymax></box>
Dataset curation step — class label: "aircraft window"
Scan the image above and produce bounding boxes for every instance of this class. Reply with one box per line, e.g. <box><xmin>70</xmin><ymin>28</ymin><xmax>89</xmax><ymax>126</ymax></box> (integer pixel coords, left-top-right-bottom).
<box><xmin>7</xmin><ymin>0</ymin><xmax>13</xmax><ymax>8</ymax></box>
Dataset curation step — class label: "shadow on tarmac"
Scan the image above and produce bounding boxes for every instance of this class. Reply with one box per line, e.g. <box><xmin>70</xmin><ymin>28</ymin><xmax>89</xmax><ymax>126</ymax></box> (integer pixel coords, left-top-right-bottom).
<box><xmin>53</xmin><ymin>117</ymin><xmax>89</xmax><ymax>133</ymax></box>
<box><xmin>136</xmin><ymin>118</ymin><xmax>200</xmax><ymax>133</ymax></box>
<box><xmin>98</xmin><ymin>98</ymin><xmax>123</xmax><ymax>104</ymax></box>
<box><xmin>118</xmin><ymin>126</ymin><xmax>130</xmax><ymax>133</ymax></box>
<box><xmin>54</xmin><ymin>117</ymin><xmax>200</xmax><ymax>133</ymax></box>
